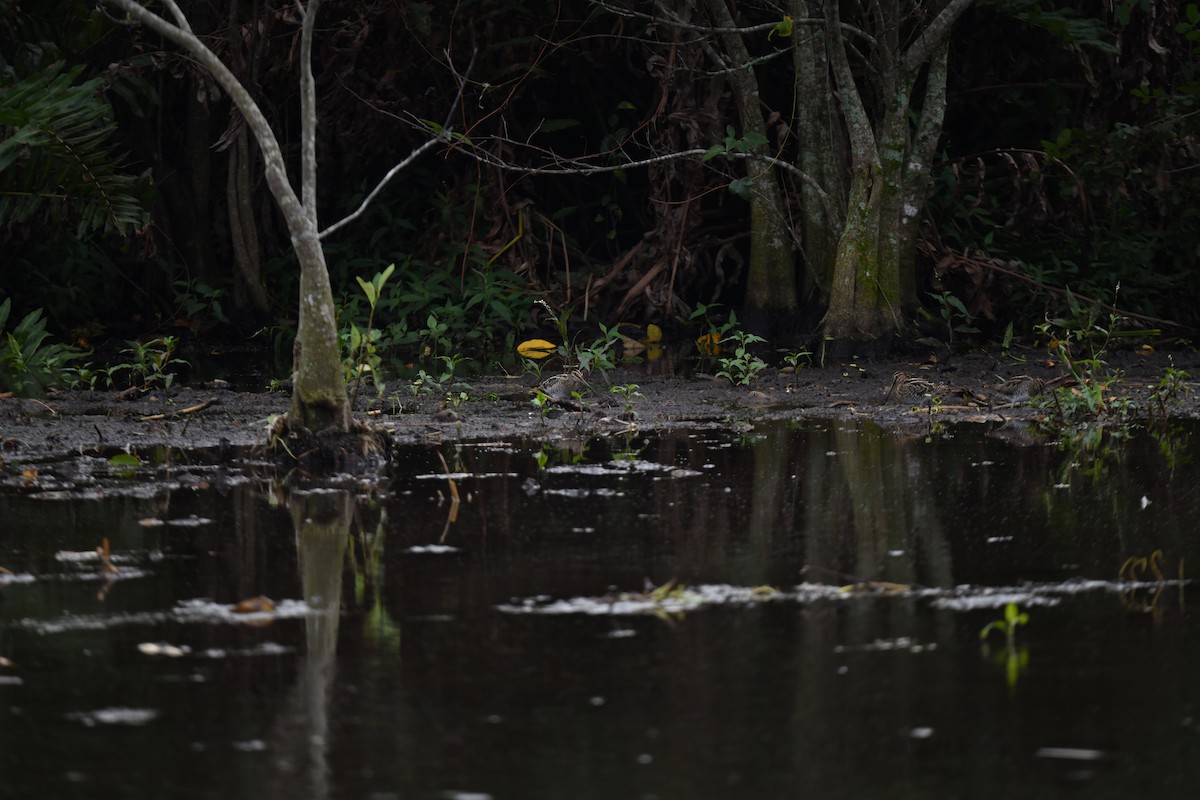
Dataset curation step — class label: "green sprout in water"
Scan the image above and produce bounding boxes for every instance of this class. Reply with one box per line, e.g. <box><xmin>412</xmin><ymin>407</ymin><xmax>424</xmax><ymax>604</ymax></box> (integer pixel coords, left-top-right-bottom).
<box><xmin>981</xmin><ymin>602</ymin><xmax>1031</xmax><ymax>689</ymax></box>
<box><xmin>980</xmin><ymin>601</ymin><xmax>1029</xmax><ymax>646</ymax></box>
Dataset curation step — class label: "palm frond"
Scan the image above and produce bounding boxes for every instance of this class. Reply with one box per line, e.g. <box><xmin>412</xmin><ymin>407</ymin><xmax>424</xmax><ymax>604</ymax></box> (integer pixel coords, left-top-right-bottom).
<box><xmin>0</xmin><ymin>62</ymin><xmax>150</xmax><ymax>237</ymax></box>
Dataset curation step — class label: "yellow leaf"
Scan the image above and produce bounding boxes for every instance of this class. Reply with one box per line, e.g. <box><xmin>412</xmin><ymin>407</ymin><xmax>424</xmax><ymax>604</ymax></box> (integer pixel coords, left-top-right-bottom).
<box><xmin>1137</xmin><ymin>343</ymin><xmax>1155</xmax><ymax>356</ymax></box>
<box><xmin>644</xmin><ymin>323</ymin><xmax>663</xmax><ymax>343</ymax></box>
<box><xmin>517</xmin><ymin>338</ymin><xmax>557</xmax><ymax>359</ymax></box>
<box><xmin>696</xmin><ymin>332</ymin><xmax>721</xmax><ymax>356</ymax></box>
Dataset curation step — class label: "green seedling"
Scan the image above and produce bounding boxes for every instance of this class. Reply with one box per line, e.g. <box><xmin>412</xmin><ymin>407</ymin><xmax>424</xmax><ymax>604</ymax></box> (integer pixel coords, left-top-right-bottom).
<box><xmin>348</xmin><ymin>263</ymin><xmax>395</xmax><ymax>407</ymax></box>
<box><xmin>116</xmin><ymin>336</ymin><xmax>187</xmax><ymax>390</ymax></box>
<box><xmin>715</xmin><ymin>328</ymin><xmax>768</xmax><ymax>386</ymax></box>
<box><xmin>610</xmin><ymin>383</ymin><xmax>641</xmax><ymax>419</ymax></box>
<box><xmin>980</xmin><ymin>601</ymin><xmax>1029</xmax><ymax>646</ymax></box>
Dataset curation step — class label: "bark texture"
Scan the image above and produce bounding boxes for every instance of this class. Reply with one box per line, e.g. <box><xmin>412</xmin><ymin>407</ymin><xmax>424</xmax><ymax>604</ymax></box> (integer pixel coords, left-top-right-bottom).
<box><xmin>107</xmin><ymin>0</ymin><xmax>350</xmax><ymax>434</ymax></box>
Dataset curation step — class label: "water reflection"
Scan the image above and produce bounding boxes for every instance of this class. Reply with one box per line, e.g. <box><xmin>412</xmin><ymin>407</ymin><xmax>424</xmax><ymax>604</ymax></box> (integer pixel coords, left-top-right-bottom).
<box><xmin>2</xmin><ymin>419</ymin><xmax>1200</xmax><ymax>799</ymax></box>
<box><xmin>271</xmin><ymin>488</ymin><xmax>351</xmax><ymax>800</ymax></box>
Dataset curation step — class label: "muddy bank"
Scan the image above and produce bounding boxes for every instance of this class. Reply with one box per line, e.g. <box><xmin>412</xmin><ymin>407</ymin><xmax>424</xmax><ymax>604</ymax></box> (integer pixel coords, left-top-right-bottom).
<box><xmin>2</xmin><ymin>349</ymin><xmax>1198</xmax><ymax>466</ymax></box>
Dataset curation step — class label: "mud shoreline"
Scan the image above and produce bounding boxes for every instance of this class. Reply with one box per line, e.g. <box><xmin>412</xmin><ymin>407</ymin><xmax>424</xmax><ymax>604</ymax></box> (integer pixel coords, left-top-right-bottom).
<box><xmin>3</xmin><ymin>349</ymin><xmax>1198</xmax><ymax>468</ymax></box>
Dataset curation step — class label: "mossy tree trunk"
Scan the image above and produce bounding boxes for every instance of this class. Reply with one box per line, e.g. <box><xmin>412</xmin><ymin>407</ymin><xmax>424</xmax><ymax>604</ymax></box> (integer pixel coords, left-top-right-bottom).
<box><xmin>107</xmin><ymin>0</ymin><xmax>349</xmax><ymax>434</ymax></box>
<box><xmin>821</xmin><ymin>0</ymin><xmax>968</xmax><ymax>342</ymax></box>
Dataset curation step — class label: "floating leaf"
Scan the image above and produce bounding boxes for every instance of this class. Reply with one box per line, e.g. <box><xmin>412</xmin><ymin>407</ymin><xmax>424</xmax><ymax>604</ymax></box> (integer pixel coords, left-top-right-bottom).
<box><xmin>644</xmin><ymin>323</ymin><xmax>663</xmax><ymax>343</ymax></box>
<box><xmin>233</xmin><ymin>596</ymin><xmax>276</xmax><ymax>614</ymax></box>
<box><xmin>109</xmin><ymin>453</ymin><xmax>141</xmax><ymax>468</ymax></box>
<box><xmin>517</xmin><ymin>338</ymin><xmax>557</xmax><ymax>359</ymax></box>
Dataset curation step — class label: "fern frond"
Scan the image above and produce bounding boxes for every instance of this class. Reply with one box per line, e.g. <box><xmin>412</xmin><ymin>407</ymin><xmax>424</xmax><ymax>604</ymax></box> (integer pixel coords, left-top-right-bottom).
<box><xmin>0</xmin><ymin>62</ymin><xmax>150</xmax><ymax>237</ymax></box>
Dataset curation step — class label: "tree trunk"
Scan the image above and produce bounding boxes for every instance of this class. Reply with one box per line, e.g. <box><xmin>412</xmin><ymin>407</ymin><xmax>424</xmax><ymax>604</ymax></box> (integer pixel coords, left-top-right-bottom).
<box><xmin>107</xmin><ymin>0</ymin><xmax>351</xmax><ymax>436</ymax></box>
<box><xmin>227</xmin><ymin>127</ymin><xmax>271</xmax><ymax>316</ymax></box>
<box><xmin>821</xmin><ymin>0</ymin><xmax>970</xmax><ymax>343</ymax></box>
<box><xmin>704</xmin><ymin>0</ymin><xmax>797</xmax><ymax>320</ymax></box>
<box><xmin>290</xmin><ymin>227</ymin><xmax>350</xmax><ymax>433</ymax></box>
<box><xmin>789</xmin><ymin>0</ymin><xmax>844</xmax><ymax>302</ymax></box>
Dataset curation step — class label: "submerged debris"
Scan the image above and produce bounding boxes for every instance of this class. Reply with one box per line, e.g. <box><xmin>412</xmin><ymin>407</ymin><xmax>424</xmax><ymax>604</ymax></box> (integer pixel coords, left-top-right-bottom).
<box><xmin>498</xmin><ymin>578</ymin><xmax>1188</xmax><ymax>617</ymax></box>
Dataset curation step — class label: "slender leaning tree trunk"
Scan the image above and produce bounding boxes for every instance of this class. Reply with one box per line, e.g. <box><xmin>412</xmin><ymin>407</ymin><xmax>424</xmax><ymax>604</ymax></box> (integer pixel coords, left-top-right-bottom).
<box><xmin>106</xmin><ymin>0</ymin><xmax>350</xmax><ymax>434</ymax></box>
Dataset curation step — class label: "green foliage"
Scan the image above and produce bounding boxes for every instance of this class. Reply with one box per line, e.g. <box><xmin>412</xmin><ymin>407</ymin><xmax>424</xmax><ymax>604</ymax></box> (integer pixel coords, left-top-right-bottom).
<box><xmin>985</xmin><ymin>0</ymin><xmax>1119</xmax><ymax>55</ymax></box>
<box><xmin>1035</xmin><ymin>314</ymin><xmax>1120</xmax><ymax>426</ymax></box>
<box><xmin>1033</xmin><ymin>289</ymin><xmax>1148</xmax><ymax>427</ymax></box>
<box><xmin>0</xmin><ymin>61</ymin><xmax>150</xmax><ymax>236</ymax></box>
<box><xmin>919</xmin><ymin>291</ymin><xmax>980</xmax><ymax>348</ymax></box>
<box><xmin>112</xmin><ymin>336</ymin><xmax>187</xmax><ymax>390</ymax></box>
<box><xmin>610</xmin><ymin>383</ymin><xmax>641</xmax><ymax>419</ymax></box>
<box><xmin>346</xmin><ymin>263</ymin><xmax>395</xmax><ymax>405</ymax></box>
<box><xmin>332</xmin><ymin>251</ymin><xmax>529</xmax><ymax>376</ymax></box>
<box><xmin>702</xmin><ymin>127</ymin><xmax>770</xmax><ymax>200</ymax></box>
<box><xmin>0</xmin><ymin>298</ymin><xmax>81</xmax><ymax>395</ymax></box>
<box><xmin>173</xmin><ymin>280</ymin><xmax>230</xmax><ymax>330</ymax></box>
<box><xmin>691</xmin><ymin>303</ymin><xmax>769</xmax><ymax>385</ymax></box>
<box><xmin>980</xmin><ymin>601</ymin><xmax>1029</xmax><ymax>645</ymax></box>
<box><xmin>932</xmin><ymin>1</ymin><xmax>1200</xmax><ymax>331</ymax></box>
<box><xmin>1149</xmin><ymin>360</ymin><xmax>1192</xmax><ymax>417</ymax></box>
<box><xmin>67</xmin><ymin>336</ymin><xmax>186</xmax><ymax>392</ymax></box>
<box><xmin>518</xmin><ymin>300</ymin><xmax>621</xmax><ymax>379</ymax></box>
<box><xmin>716</xmin><ymin>328</ymin><xmax>768</xmax><ymax>386</ymax></box>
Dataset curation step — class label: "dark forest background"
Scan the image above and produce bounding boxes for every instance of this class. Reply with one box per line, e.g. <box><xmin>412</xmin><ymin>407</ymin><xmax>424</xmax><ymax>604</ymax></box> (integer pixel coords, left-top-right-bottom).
<box><xmin>2</xmin><ymin>0</ymin><xmax>1198</xmax><ymax>375</ymax></box>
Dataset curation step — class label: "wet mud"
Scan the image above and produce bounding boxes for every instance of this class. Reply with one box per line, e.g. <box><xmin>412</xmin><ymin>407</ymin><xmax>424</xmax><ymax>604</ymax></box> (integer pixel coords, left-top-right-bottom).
<box><xmin>2</xmin><ymin>349</ymin><xmax>1198</xmax><ymax>465</ymax></box>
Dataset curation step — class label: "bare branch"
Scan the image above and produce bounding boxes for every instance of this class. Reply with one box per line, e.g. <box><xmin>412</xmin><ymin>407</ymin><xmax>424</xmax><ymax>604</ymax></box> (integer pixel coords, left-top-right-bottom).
<box><xmin>438</xmin><ymin>135</ymin><xmax>836</xmax><ymax>223</ymax></box>
<box><xmin>590</xmin><ymin>0</ymin><xmax>877</xmax><ymax>47</ymax></box>
<box><xmin>320</xmin><ymin>47</ymin><xmax>477</xmax><ymax>240</ymax></box>
<box><xmin>904</xmin><ymin>0</ymin><xmax>975</xmax><ymax>72</ymax></box>
<box><xmin>318</xmin><ymin>136</ymin><xmax>445</xmax><ymax>240</ymax></box>
<box><xmin>300</xmin><ymin>0</ymin><xmax>321</xmax><ymax>222</ymax></box>
<box><xmin>158</xmin><ymin>0</ymin><xmax>192</xmax><ymax>34</ymax></box>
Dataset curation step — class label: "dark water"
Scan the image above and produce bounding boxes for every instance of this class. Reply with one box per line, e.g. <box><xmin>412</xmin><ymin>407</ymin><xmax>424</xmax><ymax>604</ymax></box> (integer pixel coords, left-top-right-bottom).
<box><xmin>1</xmin><ymin>419</ymin><xmax>1199</xmax><ymax>799</ymax></box>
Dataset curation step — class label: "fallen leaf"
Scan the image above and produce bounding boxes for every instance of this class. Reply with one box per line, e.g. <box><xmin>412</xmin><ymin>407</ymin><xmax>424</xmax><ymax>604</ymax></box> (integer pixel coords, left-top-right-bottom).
<box><xmin>233</xmin><ymin>596</ymin><xmax>276</xmax><ymax>614</ymax></box>
<box><xmin>517</xmin><ymin>338</ymin><xmax>557</xmax><ymax>359</ymax></box>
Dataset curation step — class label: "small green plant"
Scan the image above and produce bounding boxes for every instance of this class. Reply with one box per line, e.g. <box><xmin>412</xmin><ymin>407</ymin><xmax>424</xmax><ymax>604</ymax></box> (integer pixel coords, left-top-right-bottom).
<box><xmin>715</xmin><ymin>328</ymin><xmax>768</xmax><ymax>385</ymax></box>
<box><xmin>610</xmin><ymin>383</ymin><xmax>641</xmax><ymax>419</ymax></box>
<box><xmin>173</xmin><ymin>279</ymin><xmax>230</xmax><ymax>330</ymax></box>
<box><xmin>920</xmin><ymin>290</ymin><xmax>979</xmax><ymax>348</ymax></box>
<box><xmin>0</xmin><ymin>299</ymin><xmax>82</xmax><ymax>396</ymax></box>
<box><xmin>519</xmin><ymin>300</ymin><xmax>621</xmax><ymax>379</ymax></box>
<box><xmin>1034</xmin><ymin>287</ymin><xmax>1137</xmax><ymax>427</ymax></box>
<box><xmin>980</xmin><ymin>602</ymin><xmax>1029</xmax><ymax>646</ymax></box>
<box><xmin>346</xmin><ymin>263</ymin><xmax>395</xmax><ymax>407</ymax></box>
<box><xmin>114</xmin><ymin>336</ymin><xmax>187</xmax><ymax>390</ymax></box>
<box><xmin>781</xmin><ymin>348</ymin><xmax>812</xmax><ymax>372</ymax></box>
<box><xmin>530</xmin><ymin>388</ymin><xmax>553</xmax><ymax>419</ymax></box>
<box><xmin>780</xmin><ymin>348</ymin><xmax>812</xmax><ymax>391</ymax></box>
<box><xmin>403</xmin><ymin>355</ymin><xmax>466</xmax><ymax>401</ymax></box>
<box><xmin>1149</xmin><ymin>360</ymin><xmax>1191</xmax><ymax>416</ymax></box>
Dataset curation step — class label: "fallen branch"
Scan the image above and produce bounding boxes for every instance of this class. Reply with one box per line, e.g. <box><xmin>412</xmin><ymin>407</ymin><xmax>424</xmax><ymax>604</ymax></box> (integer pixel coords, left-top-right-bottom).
<box><xmin>140</xmin><ymin>397</ymin><xmax>218</xmax><ymax>421</ymax></box>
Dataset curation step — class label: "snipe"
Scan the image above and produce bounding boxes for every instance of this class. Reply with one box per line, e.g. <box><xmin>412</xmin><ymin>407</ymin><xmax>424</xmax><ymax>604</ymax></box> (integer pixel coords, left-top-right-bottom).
<box><xmin>883</xmin><ymin>371</ymin><xmax>947</xmax><ymax>403</ymax></box>
<box><xmin>990</xmin><ymin>375</ymin><xmax>1046</xmax><ymax>403</ymax></box>
<box><xmin>534</xmin><ymin>369</ymin><xmax>591</xmax><ymax>404</ymax></box>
